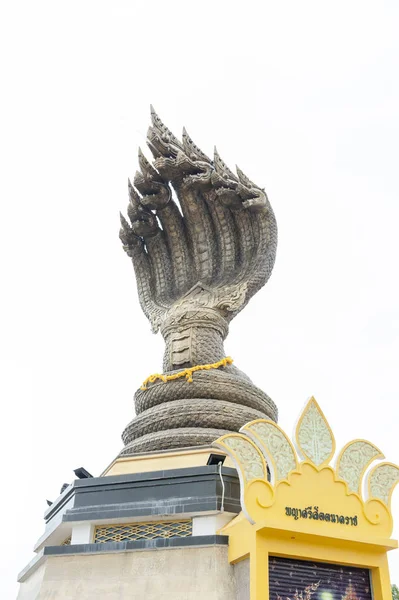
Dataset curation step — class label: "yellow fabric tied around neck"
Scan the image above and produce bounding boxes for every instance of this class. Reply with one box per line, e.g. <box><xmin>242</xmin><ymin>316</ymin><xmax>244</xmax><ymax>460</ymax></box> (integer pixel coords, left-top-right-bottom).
<box><xmin>140</xmin><ymin>356</ymin><xmax>234</xmax><ymax>391</ymax></box>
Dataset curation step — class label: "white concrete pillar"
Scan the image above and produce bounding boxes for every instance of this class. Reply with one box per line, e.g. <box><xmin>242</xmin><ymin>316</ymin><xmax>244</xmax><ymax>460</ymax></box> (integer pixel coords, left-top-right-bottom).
<box><xmin>192</xmin><ymin>512</ymin><xmax>236</xmax><ymax>536</ymax></box>
<box><xmin>70</xmin><ymin>522</ymin><xmax>94</xmax><ymax>545</ymax></box>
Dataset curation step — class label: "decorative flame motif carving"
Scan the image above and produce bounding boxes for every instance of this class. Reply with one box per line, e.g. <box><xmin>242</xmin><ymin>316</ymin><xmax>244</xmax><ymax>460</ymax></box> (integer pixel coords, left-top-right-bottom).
<box><xmin>336</xmin><ymin>440</ymin><xmax>383</xmax><ymax>494</ymax></box>
<box><xmin>217</xmin><ymin>434</ymin><xmax>267</xmax><ymax>484</ymax></box>
<box><xmin>213</xmin><ymin>397</ymin><xmax>398</xmax><ymax>534</ymax></box>
<box><xmin>295</xmin><ymin>398</ymin><xmax>335</xmax><ymax>466</ymax></box>
<box><xmin>241</xmin><ymin>420</ymin><xmax>297</xmax><ymax>483</ymax></box>
<box><xmin>367</xmin><ymin>463</ymin><xmax>399</xmax><ymax>506</ymax></box>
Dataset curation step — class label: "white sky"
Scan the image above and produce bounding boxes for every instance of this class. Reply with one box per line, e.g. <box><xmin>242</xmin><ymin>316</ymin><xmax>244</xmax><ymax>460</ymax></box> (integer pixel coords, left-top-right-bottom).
<box><xmin>1</xmin><ymin>1</ymin><xmax>399</xmax><ymax>597</ymax></box>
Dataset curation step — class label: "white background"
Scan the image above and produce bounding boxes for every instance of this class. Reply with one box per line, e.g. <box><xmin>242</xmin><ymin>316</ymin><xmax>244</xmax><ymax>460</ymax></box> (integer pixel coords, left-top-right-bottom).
<box><xmin>1</xmin><ymin>1</ymin><xmax>398</xmax><ymax>597</ymax></box>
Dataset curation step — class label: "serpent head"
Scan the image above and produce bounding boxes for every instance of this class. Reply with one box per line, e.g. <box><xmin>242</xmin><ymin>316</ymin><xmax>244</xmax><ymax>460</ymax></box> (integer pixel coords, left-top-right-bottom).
<box><xmin>134</xmin><ymin>149</ymin><xmax>171</xmax><ymax>211</ymax></box>
<box><xmin>147</xmin><ymin>105</ymin><xmax>183</xmax><ymax>159</ymax></box>
<box><xmin>213</xmin><ymin>160</ymin><xmax>269</xmax><ymax>212</ymax></box>
<box><xmin>127</xmin><ymin>180</ymin><xmax>159</xmax><ymax>237</ymax></box>
<box><xmin>119</xmin><ymin>213</ymin><xmax>141</xmax><ymax>258</ymax></box>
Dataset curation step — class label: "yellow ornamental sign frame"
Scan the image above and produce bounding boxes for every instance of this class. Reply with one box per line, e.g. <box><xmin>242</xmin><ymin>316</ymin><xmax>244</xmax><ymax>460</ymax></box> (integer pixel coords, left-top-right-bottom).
<box><xmin>214</xmin><ymin>397</ymin><xmax>399</xmax><ymax>600</ymax></box>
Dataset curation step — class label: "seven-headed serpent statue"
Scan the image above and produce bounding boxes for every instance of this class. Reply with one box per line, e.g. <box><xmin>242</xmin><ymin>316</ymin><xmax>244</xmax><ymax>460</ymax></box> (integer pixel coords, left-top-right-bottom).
<box><xmin>119</xmin><ymin>107</ymin><xmax>278</xmax><ymax>455</ymax></box>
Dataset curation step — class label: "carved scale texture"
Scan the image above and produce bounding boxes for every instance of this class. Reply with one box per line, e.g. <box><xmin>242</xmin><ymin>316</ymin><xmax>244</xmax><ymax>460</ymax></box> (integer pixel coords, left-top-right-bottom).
<box><xmin>122</xmin><ymin>399</ymin><xmax>266</xmax><ymax>445</ymax></box>
<box><xmin>133</xmin><ymin>368</ymin><xmax>277</xmax><ymax>416</ymax></box>
<box><xmin>146</xmin><ymin>233</ymin><xmax>172</xmax><ymax>304</ymax></box>
<box><xmin>204</xmin><ymin>195</ymin><xmax>237</xmax><ymax>283</ymax></box>
<box><xmin>246</xmin><ymin>207</ymin><xmax>277</xmax><ymax>299</ymax></box>
<box><xmin>176</xmin><ymin>182</ymin><xmax>217</xmax><ymax>284</ymax></box>
<box><xmin>157</xmin><ymin>202</ymin><xmax>192</xmax><ymax>294</ymax></box>
<box><xmin>232</xmin><ymin>209</ymin><xmax>254</xmax><ymax>274</ymax></box>
<box><xmin>121</xmin><ymin>428</ymin><xmax>229</xmax><ymax>455</ymax></box>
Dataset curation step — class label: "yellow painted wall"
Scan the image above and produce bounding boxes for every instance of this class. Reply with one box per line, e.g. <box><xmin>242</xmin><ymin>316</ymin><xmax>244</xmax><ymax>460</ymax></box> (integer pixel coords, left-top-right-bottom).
<box><xmin>216</xmin><ymin>399</ymin><xmax>399</xmax><ymax>600</ymax></box>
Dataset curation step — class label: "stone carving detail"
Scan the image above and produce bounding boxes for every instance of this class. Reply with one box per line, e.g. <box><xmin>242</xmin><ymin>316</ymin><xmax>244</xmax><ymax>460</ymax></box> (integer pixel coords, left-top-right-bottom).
<box><xmin>118</xmin><ymin>107</ymin><xmax>278</xmax><ymax>454</ymax></box>
<box><xmin>337</xmin><ymin>441</ymin><xmax>383</xmax><ymax>494</ymax></box>
<box><xmin>222</xmin><ymin>436</ymin><xmax>266</xmax><ymax>483</ymax></box>
<box><xmin>368</xmin><ymin>463</ymin><xmax>399</xmax><ymax>506</ymax></box>
<box><xmin>296</xmin><ymin>398</ymin><xmax>335</xmax><ymax>466</ymax></box>
<box><xmin>244</xmin><ymin>421</ymin><xmax>297</xmax><ymax>482</ymax></box>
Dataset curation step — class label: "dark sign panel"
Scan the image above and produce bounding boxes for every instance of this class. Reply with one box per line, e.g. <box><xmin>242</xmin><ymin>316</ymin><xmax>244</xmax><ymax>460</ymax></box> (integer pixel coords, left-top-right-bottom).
<box><xmin>269</xmin><ymin>557</ymin><xmax>371</xmax><ymax>600</ymax></box>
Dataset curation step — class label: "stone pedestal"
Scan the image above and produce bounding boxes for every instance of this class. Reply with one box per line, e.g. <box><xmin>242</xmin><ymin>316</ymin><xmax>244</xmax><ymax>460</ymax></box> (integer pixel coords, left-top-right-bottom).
<box><xmin>17</xmin><ymin>448</ymin><xmax>246</xmax><ymax>599</ymax></box>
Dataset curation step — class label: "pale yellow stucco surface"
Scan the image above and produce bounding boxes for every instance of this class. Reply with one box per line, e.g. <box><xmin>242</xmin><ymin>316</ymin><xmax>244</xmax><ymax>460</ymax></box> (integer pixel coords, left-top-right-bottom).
<box><xmin>18</xmin><ymin>546</ymin><xmax>236</xmax><ymax>600</ymax></box>
<box><xmin>17</xmin><ymin>563</ymin><xmax>46</xmax><ymax>600</ymax></box>
<box><xmin>103</xmin><ymin>447</ymin><xmax>233</xmax><ymax>476</ymax></box>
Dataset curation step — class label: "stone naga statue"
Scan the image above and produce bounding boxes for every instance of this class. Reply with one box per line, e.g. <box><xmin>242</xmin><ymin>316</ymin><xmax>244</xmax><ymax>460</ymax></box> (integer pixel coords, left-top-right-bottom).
<box><xmin>119</xmin><ymin>107</ymin><xmax>278</xmax><ymax>454</ymax></box>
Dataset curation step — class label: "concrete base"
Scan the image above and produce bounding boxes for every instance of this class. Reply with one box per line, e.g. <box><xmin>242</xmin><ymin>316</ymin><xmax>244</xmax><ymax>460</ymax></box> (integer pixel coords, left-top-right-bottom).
<box><xmin>18</xmin><ymin>545</ymin><xmax>236</xmax><ymax>600</ymax></box>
